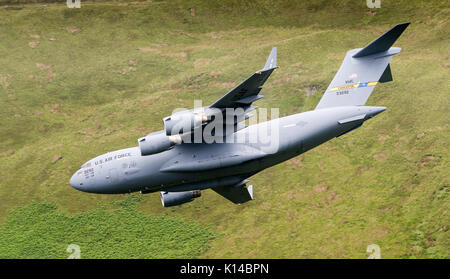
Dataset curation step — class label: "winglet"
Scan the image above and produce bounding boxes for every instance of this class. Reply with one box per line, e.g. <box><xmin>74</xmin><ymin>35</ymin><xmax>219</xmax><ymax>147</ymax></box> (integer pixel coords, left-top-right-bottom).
<box><xmin>262</xmin><ymin>47</ymin><xmax>277</xmax><ymax>70</ymax></box>
<box><xmin>353</xmin><ymin>23</ymin><xmax>410</xmax><ymax>58</ymax></box>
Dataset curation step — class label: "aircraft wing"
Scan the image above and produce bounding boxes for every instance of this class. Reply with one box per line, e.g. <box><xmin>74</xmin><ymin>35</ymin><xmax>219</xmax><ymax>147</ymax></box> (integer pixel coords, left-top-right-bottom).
<box><xmin>210</xmin><ymin>47</ymin><xmax>277</xmax><ymax>109</ymax></box>
<box><xmin>208</xmin><ymin>48</ymin><xmax>277</xmax><ymax>133</ymax></box>
<box><xmin>212</xmin><ymin>180</ymin><xmax>254</xmax><ymax>204</ymax></box>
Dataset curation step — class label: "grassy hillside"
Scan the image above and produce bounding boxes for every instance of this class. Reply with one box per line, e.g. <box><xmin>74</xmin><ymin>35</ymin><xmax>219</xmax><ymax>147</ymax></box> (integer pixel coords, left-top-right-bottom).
<box><xmin>0</xmin><ymin>196</ymin><xmax>214</xmax><ymax>258</ymax></box>
<box><xmin>0</xmin><ymin>0</ymin><xmax>448</xmax><ymax>258</ymax></box>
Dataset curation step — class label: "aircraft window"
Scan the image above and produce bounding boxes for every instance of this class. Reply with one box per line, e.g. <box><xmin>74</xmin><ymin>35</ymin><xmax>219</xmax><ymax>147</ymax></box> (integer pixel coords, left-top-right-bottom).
<box><xmin>81</xmin><ymin>162</ymin><xmax>91</xmax><ymax>169</ymax></box>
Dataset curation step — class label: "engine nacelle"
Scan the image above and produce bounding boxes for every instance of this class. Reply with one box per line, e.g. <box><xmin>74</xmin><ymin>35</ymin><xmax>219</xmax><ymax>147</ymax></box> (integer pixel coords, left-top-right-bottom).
<box><xmin>160</xmin><ymin>190</ymin><xmax>201</xmax><ymax>207</ymax></box>
<box><xmin>138</xmin><ymin>132</ymin><xmax>181</xmax><ymax>156</ymax></box>
<box><xmin>164</xmin><ymin>111</ymin><xmax>207</xmax><ymax>136</ymax></box>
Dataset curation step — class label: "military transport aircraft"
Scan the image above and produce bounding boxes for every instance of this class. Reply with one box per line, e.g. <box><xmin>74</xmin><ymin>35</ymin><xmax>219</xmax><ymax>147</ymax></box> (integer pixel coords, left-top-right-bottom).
<box><xmin>70</xmin><ymin>23</ymin><xmax>409</xmax><ymax>207</ymax></box>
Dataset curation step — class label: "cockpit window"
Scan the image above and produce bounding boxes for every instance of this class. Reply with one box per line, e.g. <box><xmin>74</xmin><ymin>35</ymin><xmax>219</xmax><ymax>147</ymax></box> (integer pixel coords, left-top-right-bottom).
<box><xmin>81</xmin><ymin>162</ymin><xmax>91</xmax><ymax>169</ymax></box>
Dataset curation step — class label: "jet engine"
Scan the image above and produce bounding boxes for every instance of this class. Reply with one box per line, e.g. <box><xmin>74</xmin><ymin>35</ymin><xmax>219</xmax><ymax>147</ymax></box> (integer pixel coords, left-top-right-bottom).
<box><xmin>160</xmin><ymin>190</ymin><xmax>201</xmax><ymax>207</ymax></box>
<box><xmin>138</xmin><ymin>132</ymin><xmax>181</xmax><ymax>156</ymax></box>
<box><xmin>164</xmin><ymin>111</ymin><xmax>207</xmax><ymax>135</ymax></box>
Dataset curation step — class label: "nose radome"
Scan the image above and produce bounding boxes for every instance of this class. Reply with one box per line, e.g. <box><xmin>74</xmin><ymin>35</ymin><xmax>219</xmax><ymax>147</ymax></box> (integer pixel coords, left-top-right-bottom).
<box><xmin>70</xmin><ymin>171</ymin><xmax>85</xmax><ymax>191</ymax></box>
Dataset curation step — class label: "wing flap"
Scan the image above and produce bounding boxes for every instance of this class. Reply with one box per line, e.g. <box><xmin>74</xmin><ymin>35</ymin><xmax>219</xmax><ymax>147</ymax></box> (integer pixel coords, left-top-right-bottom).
<box><xmin>235</xmin><ymin>94</ymin><xmax>264</xmax><ymax>105</ymax></box>
<box><xmin>212</xmin><ymin>183</ymin><xmax>254</xmax><ymax>204</ymax></box>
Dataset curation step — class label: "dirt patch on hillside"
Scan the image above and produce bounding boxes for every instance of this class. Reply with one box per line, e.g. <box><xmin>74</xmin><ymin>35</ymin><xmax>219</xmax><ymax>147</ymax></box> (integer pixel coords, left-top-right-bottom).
<box><xmin>36</xmin><ymin>63</ymin><xmax>56</xmax><ymax>82</ymax></box>
<box><xmin>209</xmin><ymin>32</ymin><xmax>225</xmax><ymax>40</ymax></box>
<box><xmin>378</xmin><ymin>135</ymin><xmax>390</xmax><ymax>142</ymax></box>
<box><xmin>284</xmin><ymin>189</ymin><xmax>311</xmax><ymax>201</ymax></box>
<box><xmin>44</xmin><ymin>104</ymin><xmax>63</xmax><ymax>114</ymax></box>
<box><xmin>0</xmin><ymin>74</ymin><xmax>12</xmax><ymax>89</ymax></box>
<box><xmin>52</xmin><ymin>154</ymin><xmax>62</xmax><ymax>164</ymax></box>
<box><xmin>169</xmin><ymin>30</ymin><xmax>196</xmax><ymax>39</ymax></box>
<box><xmin>313</xmin><ymin>185</ymin><xmax>328</xmax><ymax>193</ymax></box>
<box><xmin>119</xmin><ymin>66</ymin><xmax>136</xmax><ymax>75</ymax></box>
<box><xmin>373</xmin><ymin>152</ymin><xmax>388</xmax><ymax>161</ymax></box>
<box><xmin>416</xmin><ymin>133</ymin><xmax>425</xmax><ymax>139</ymax></box>
<box><xmin>43</xmin><ymin>144</ymin><xmax>63</xmax><ymax>152</ymax></box>
<box><xmin>28</xmin><ymin>41</ymin><xmax>39</xmax><ymax>48</ymax></box>
<box><xmin>209</xmin><ymin>81</ymin><xmax>236</xmax><ymax>88</ymax></box>
<box><xmin>194</xmin><ymin>58</ymin><xmax>212</xmax><ymax>68</ymax></box>
<box><xmin>67</xmin><ymin>27</ymin><xmax>80</xmax><ymax>34</ymax></box>
<box><xmin>138</xmin><ymin>45</ymin><xmax>188</xmax><ymax>61</ymax></box>
<box><xmin>420</xmin><ymin>154</ymin><xmax>440</xmax><ymax>167</ymax></box>
<box><xmin>286</xmin><ymin>155</ymin><xmax>304</xmax><ymax>168</ymax></box>
<box><xmin>0</xmin><ymin>150</ymin><xmax>14</xmax><ymax>157</ymax></box>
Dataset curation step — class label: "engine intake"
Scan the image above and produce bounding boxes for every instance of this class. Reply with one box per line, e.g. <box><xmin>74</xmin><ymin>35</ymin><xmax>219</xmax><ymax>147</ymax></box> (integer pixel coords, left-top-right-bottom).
<box><xmin>160</xmin><ymin>190</ymin><xmax>201</xmax><ymax>207</ymax></box>
<box><xmin>138</xmin><ymin>132</ymin><xmax>181</xmax><ymax>156</ymax></box>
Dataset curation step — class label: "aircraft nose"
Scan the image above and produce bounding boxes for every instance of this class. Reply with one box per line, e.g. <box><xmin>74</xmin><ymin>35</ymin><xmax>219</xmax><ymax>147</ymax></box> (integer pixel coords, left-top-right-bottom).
<box><xmin>70</xmin><ymin>171</ymin><xmax>86</xmax><ymax>191</ymax></box>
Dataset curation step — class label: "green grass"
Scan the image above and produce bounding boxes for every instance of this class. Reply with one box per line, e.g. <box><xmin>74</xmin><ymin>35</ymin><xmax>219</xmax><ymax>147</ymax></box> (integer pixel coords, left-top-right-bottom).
<box><xmin>0</xmin><ymin>0</ymin><xmax>448</xmax><ymax>258</ymax></box>
<box><xmin>0</xmin><ymin>196</ymin><xmax>215</xmax><ymax>258</ymax></box>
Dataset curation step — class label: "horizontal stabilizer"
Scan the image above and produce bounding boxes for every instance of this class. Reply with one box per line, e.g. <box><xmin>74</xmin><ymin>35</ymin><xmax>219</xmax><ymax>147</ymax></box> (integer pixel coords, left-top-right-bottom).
<box><xmin>353</xmin><ymin>23</ymin><xmax>410</xmax><ymax>58</ymax></box>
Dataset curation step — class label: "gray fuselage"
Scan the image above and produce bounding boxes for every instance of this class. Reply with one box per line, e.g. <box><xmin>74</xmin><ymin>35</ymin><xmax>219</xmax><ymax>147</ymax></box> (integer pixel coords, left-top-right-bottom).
<box><xmin>70</xmin><ymin>105</ymin><xmax>385</xmax><ymax>194</ymax></box>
